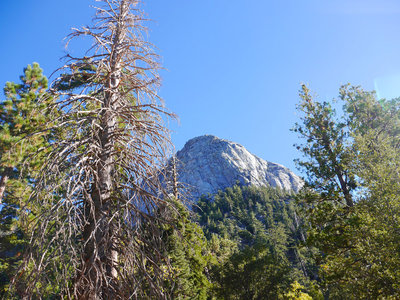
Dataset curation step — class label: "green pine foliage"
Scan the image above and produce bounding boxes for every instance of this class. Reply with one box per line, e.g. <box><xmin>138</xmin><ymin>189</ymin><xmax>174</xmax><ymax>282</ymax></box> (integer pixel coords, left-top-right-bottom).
<box><xmin>211</xmin><ymin>242</ymin><xmax>293</xmax><ymax>299</ymax></box>
<box><xmin>194</xmin><ymin>184</ymin><xmax>318</xmax><ymax>299</ymax></box>
<box><xmin>162</xmin><ymin>200</ymin><xmax>213</xmax><ymax>299</ymax></box>
<box><xmin>0</xmin><ymin>63</ymin><xmax>57</xmax><ymax>296</ymax></box>
<box><xmin>138</xmin><ymin>199</ymin><xmax>214</xmax><ymax>299</ymax></box>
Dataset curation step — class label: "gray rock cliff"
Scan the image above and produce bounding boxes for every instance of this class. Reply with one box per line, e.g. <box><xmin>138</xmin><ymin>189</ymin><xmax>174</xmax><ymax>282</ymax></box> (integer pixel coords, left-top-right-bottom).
<box><xmin>174</xmin><ymin>135</ymin><xmax>303</xmax><ymax>200</ymax></box>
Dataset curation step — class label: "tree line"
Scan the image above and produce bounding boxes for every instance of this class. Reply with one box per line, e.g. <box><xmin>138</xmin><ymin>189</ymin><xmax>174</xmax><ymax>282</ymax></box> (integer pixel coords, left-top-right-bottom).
<box><xmin>1</xmin><ymin>0</ymin><xmax>400</xmax><ymax>299</ymax></box>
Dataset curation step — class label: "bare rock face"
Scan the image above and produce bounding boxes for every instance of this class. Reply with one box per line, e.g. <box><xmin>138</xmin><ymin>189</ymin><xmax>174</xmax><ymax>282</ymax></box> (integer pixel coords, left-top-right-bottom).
<box><xmin>175</xmin><ymin>135</ymin><xmax>303</xmax><ymax>200</ymax></box>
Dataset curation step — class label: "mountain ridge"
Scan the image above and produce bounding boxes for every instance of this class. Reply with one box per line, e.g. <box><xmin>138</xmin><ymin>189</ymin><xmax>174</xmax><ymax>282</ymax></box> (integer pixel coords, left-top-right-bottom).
<box><xmin>174</xmin><ymin>135</ymin><xmax>303</xmax><ymax>201</ymax></box>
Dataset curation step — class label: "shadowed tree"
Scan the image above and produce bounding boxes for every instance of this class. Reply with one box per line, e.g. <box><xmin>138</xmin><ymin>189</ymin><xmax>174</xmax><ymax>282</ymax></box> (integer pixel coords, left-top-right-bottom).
<box><xmin>14</xmin><ymin>1</ymin><xmax>176</xmax><ymax>299</ymax></box>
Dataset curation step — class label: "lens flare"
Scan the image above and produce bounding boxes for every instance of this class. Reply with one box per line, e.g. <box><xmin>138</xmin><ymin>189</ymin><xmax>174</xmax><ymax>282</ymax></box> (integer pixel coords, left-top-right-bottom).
<box><xmin>374</xmin><ymin>74</ymin><xmax>400</xmax><ymax>100</ymax></box>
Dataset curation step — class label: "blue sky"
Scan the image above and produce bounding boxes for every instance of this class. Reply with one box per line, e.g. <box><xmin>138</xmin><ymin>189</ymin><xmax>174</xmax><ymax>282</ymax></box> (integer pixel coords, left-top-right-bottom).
<box><xmin>1</xmin><ymin>0</ymin><xmax>400</xmax><ymax>173</ymax></box>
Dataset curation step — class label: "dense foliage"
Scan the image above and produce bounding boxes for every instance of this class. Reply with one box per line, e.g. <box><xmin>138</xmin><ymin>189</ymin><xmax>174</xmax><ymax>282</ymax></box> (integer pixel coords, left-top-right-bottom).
<box><xmin>195</xmin><ymin>184</ymin><xmax>318</xmax><ymax>299</ymax></box>
<box><xmin>3</xmin><ymin>67</ymin><xmax>400</xmax><ymax>299</ymax></box>
<box><xmin>294</xmin><ymin>84</ymin><xmax>400</xmax><ymax>299</ymax></box>
<box><xmin>161</xmin><ymin>200</ymin><xmax>213</xmax><ymax>299</ymax></box>
<box><xmin>0</xmin><ymin>63</ymin><xmax>57</xmax><ymax>296</ymax></box>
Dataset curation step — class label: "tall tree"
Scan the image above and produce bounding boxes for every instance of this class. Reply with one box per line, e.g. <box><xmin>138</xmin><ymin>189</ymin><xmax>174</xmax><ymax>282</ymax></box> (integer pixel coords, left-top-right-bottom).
<box><xmin>0</xmin><ymin>63</ymin><xmax>55</xmax><ymax>295</ymax></box>
<box><xmin>294</xmin><ymin>84</ymin><xmax>355</xmax><ymax>209</ymax></box>
<box><xmin>294</xmin><ymin>84</ymin><xmax>400</xmax><ymax>298</ymax></box>
<box><xmin>0</xmin><ymin>63</ymin><xmax>52</xmax><ymax>204</ymax></box>
<box><xmin>15</xmin><ymin>1</ymin><xmax>175</xmax><ymax>299</ymax></box>
<box><xmin>156</xmin><ymin>199</ymin><xmax>213</xmax><ymax>299</ymax></box>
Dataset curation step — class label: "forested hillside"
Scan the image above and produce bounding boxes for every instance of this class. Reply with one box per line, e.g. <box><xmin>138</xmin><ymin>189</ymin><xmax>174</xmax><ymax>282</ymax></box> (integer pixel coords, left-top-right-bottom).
<box><xmin>140</xmin><ymin>184</ymin><xmax>321</xmax><ymax>299</ymax></box>
<box><xmin>195</xmin><ymin>184</ymin><xmax>319</xmax><ymax>299</ymax></box>
<box><xmin>163</xmin><ymin>83</ymin><xmax>400</xmax><ymax>299</ymax></box>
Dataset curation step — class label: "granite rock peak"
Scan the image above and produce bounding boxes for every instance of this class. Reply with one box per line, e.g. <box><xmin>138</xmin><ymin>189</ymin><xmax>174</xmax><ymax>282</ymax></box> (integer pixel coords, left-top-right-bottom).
<box><xmin>174</xmin><ymin>135</ymin><xmax>303</xmax><ymax>200</ymax></box>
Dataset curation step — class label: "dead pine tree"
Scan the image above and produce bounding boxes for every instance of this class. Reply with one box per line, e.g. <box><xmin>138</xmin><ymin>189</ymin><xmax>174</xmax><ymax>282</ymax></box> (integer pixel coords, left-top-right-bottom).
<box><xmin>13</xmin><ymin>0</ymin><xmax>176</xmax><ymax>299</ymax></box>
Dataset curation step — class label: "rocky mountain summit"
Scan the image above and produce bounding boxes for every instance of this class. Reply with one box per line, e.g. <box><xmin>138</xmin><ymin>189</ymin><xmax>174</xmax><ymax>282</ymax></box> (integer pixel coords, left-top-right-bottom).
<box><xmin>174</xmin><ymin>135</ymin><xmax>303</xmax><ymax>200</ymax></box>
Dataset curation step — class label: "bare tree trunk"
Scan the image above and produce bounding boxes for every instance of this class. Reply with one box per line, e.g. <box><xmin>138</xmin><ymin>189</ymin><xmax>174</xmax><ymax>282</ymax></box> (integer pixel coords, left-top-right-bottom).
<box><xmin>0</xmin><ymin>167</ymin><xmax>13</xmax><ymax>205</ymax></box>
<box><xmin>0</xmin><ymin>174</ymin><xmax>9</xmax><ymax>205</ymax></box>
<box><xmin>322</xmin><ymin>136</ymin><xmax>354</xmax><ymax>207</ymax></box>
<box><xmin>80</xmin><ymin>2</ymin><xmax>127</xmax><ymax>298</ymax></box>
<box><xmin>18</xmin><ymin>0</ymin><xmax>176</xmax><ymax>298</ymax></box>
<box><xmin>172</xmin><ymin>156</ymin><xmax>179</xmax><ymax>200</ymax></box>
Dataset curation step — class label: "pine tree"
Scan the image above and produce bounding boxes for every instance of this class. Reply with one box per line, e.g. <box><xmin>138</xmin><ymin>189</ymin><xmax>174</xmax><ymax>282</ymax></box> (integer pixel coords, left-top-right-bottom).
<box><xmin>15</xmin><ymin>1</ymin><xmax>176</xmax><ymax>298</ymax></box>
<box><xmin>195</xmin><ymin>184</ymin><xmax>316</xmax><ymax>299</ymax></box>
<box><xmin>0</xmin><ymin>63</ymin><xmax>56</xmax><ymax>296</ymax></box>
<box><xmin>0</xmin><ymin>63</ymin><xmax>52</xmax><ymax>204</ymax></box>
<box><xmin>160</xmin><ymin>200</ymin><xmax>212</xmax><ymax>299</ymax></box>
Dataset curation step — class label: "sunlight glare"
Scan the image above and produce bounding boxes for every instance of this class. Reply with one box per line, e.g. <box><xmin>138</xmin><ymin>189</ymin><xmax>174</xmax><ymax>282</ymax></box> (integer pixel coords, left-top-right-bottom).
<box><xmin>374</xmin><ymin>74</ymin><xmax>400</xmax><ymax>100</ymax></box>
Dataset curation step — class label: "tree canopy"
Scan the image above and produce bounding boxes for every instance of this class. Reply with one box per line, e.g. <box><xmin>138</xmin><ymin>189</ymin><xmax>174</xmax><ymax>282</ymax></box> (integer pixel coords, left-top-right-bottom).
<box><xmin>294</xmin><ymin>84</ymin><xmax>400</xmax><ymax>298</ymax></box>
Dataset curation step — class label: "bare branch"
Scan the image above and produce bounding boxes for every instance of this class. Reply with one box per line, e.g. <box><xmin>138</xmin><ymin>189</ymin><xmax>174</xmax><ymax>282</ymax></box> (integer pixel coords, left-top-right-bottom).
<box><xmin>14</xmin><ymin>1</ymin><xmax>177</xmax><ymax>299</ymax></box>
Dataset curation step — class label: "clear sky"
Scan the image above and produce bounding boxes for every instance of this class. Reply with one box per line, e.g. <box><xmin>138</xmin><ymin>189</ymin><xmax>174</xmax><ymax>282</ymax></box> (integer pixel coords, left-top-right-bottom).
<box><xmin>1</xmin><ymin>0</ymin><xmax>400</xmax><ymax>173</ymax></box>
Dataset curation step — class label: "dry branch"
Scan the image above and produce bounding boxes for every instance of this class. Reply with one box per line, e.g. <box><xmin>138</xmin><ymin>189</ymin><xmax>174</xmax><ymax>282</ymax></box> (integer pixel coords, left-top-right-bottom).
<box><xmin>13</xmin><ymin>1</ymin><xmax>177</xmax><ymax>299</ymax></box>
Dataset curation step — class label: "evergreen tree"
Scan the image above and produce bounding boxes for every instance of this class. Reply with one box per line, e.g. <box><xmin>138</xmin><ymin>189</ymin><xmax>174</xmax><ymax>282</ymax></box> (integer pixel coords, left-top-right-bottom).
<box><xmin>195</xmin><ymin>184</ymin><xmax>318</xmax><ymax>299</ymax></box>
<box><xmin>294</xmin><ymin>84</ymin><xmax>400</xmax><ymax>298</ymax></box>
<box><xmin>212</xmin><ymin>242</ymin><xmax>292</xmax><ymax>299</ymax></box>
<box><xmin>0</xmin><ymin>63</ymin><xmax>56</xmax><ymax>296</ymax></box>
<box><xmin>159</xmin><ymin>200</ymin><xmax>213</xmax><ymax>299</ymax></box>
